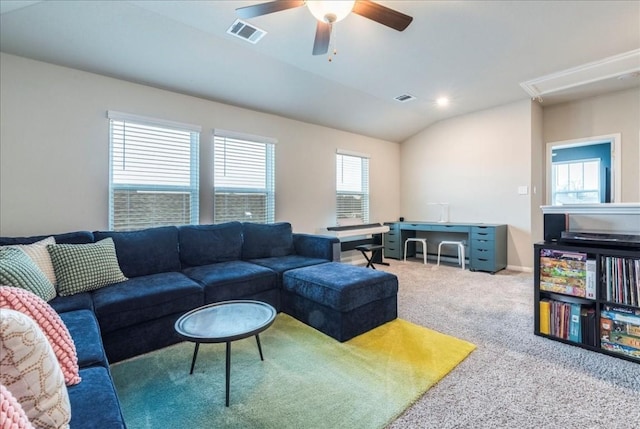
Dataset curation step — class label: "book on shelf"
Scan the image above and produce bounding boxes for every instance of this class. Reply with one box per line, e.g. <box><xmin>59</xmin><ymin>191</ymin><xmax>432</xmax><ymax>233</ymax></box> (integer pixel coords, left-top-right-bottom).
<box><xmin>600</xmin><ymin>305</ymin><xmax>640</xmax><ymax>359</ymax></box>
<box><xmin>585</xmin><ymin>259</ymin><xmax>596</xmax><ymax>299</ymax></box>
<box><xmin>541</xmin><ymin>298</ymin><xmax>596</xmax><ymax>345</ymax></box>
<box><xmin>580</xmin><ymin>307</ymin><xmax>597</xmax><ymax>347</ymax></box>
<box><xmin>539</xmin><ymin>249</ymin><xmax>587</xmax><ymax>298</ymax></box>
<box><xmin>601</xmin><ymin>256</ymin><xmax>639</xmax><ymax>306</ymax></box>
<box><xmin>568</xmin><ymin>303</ymin><xmax>582</xmax><ymax>342</ymax></box>
<box><xmin>539</xmin><ymin>299</ymin><xmax>550</xmax><ymax>335</ymax></box>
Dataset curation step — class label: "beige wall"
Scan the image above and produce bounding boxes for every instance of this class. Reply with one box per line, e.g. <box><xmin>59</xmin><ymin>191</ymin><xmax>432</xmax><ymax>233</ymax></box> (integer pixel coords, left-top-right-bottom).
<box><xmin>400</xmin><ymin>100</ymin><xmax>535</xmax><ymax>270</ymax></box>
<box><xmin>2</xmin><ymin>52</ymin><xmax>635</xmax><ymax>271</ymax></box>
<box><xmin>530</xmin><ymin>101</ymin><xmax>545</xmax><ymax>244</ymax></box>
<box><xmin>542</xmin><ymin>88</ymin><xmax>640</xmax><ymax>203</ymax></box>
<box><xmin>0</xmin><ymin>53</ymin><xmax>401</xmax><ymax>236</ymax></box>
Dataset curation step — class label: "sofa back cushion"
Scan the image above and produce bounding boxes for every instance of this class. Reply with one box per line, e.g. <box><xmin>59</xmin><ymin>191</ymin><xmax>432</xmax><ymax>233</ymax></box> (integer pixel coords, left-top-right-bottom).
<box><xmin>242</xmin><ymin>222</ymin><xmax>295</xmax><ymax>259</ymax></box>
<box><xmin>0</xmin><ymin>231</ymin><xmax>94</xmax><ymax>246</ymax></box>
<box><xmin>94</xmin><ymin>226</ymin><xmax>181</xmax><ymax>277</ymax></box>
<box><xmin>178</xmin><ymin>222</ymin><xmax>242</xmax><ymax>267</ymax></box>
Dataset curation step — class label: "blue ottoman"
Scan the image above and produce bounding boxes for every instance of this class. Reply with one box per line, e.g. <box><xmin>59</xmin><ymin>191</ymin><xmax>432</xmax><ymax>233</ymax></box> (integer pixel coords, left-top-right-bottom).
<box><xmin>282</xmin><ymin>262</ymin><xmax>398</xmax><ymax>341</ymax></box>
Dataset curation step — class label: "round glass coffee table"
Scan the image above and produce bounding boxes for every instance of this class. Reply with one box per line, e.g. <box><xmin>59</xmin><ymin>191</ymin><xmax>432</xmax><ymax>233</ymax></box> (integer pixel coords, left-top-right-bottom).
<box><xmin>174</xmin><ymin>300</ymin><xmax>277</xmax><ymax>407</ymax></box>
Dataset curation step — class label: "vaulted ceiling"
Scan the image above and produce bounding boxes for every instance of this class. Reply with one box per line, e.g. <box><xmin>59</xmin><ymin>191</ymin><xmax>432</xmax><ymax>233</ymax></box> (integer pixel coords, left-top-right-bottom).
<box><xmin>1</xmin><ymin>1</ymin><xmax>639</xmax><ymax>142</ymax></box>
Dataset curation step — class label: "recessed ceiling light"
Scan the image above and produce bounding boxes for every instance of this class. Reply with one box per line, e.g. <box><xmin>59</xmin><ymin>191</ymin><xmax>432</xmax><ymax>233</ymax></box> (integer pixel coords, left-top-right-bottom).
<box><xmin>436</xmin><ymin>97</ymin><xmax>449</xmax><ymax>107</ymax></box>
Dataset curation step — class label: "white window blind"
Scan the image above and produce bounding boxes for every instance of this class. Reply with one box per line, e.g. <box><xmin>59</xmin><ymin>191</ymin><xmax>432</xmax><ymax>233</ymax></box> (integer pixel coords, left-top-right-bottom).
<box><xmin>336</xmin><ymin>152</ymin><xmax>369</xmax><ymax>223</ymax></box>
<box><xmin>213</xmin><ymin>131</ymin><xmax>275</xmax><ymax>224</ymax></box>
<box><xmin>108</xmin><ymin>111</ymin><xmax>200</xmax><ymax>231</ymax></box>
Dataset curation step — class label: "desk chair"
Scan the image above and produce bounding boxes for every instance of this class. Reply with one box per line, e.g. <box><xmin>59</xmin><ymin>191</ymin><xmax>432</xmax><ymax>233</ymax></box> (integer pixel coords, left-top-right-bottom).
<box><xmin>437</xmin><ymin>241</ymin><xmax>466</xmax><ymax>269</ymax></box>
<box><xmin>355</xmin><ymin>244</ymin><xmax>386</xmax><ymax>269</ymax></box>
<box><xmin>403</xmin><ymin>238</ymin><xmax>428</xmax><ymax>264</ymax></box>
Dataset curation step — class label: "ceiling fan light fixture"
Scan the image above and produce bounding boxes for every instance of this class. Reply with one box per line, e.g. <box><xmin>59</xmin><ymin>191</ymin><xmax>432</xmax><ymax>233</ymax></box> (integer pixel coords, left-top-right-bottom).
<box><xmin>307</xmin><ymin>0</ymin><xmax>355</xmax><ymax>23</ymax></box>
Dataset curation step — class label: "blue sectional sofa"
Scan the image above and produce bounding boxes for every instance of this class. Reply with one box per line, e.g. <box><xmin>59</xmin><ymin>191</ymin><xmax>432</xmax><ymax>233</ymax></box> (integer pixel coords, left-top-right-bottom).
<box><xmin>1</xmin><ymin>222</ymin><xmax>340</xmax><ymax>429</ymax></box>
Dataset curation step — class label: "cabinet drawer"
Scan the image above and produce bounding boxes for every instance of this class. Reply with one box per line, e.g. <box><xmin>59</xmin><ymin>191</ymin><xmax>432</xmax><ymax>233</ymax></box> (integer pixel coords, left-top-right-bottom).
<box><xmin>402</xmin><ymin>223</ymin><xmax>431</xmax><ymax>231</ymax></box>
<box><xmin>471</xmin><ymin>258</ymin><xmax>496</xmax><ymax>273</ymax></box>
<box><xmin>430</xmin><ymin>225</ymin><xmax>469</xmax><ymax>233</ymax></box>
<box><xmin>384</xmin><ymin>237</ymin><xmax>398</xmax><ymax>247</ymax></box>
<box><xmin>384</xmin><ymin>246</ymin><xmax>401</xmax><ymax>259</ymax></box>
<box><xmin>472</xmin><ymin>230</ymin><xmax>495</xmax><ymax>240</ymax></box>
<box><xmin>471</xmin><ymin>247</ymin><xmax>495</xmax><ymax>259</ymax></box>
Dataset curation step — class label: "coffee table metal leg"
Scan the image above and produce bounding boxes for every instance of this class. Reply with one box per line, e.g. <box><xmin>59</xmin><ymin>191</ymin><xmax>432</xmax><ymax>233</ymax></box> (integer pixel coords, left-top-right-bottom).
<box><xmin>255</xmin><ymin>334</ymin><xmax>264</xmax><ymax>361</ymax></box>
<box><xmin>189</xmin><ymin>342</ymin><xmax>200</xmax><ymax>375</ymax></box>
<box><xmin>225</xmin><ymin>341</ymin><xmax>231</xmax><ymax>407</ymax></box>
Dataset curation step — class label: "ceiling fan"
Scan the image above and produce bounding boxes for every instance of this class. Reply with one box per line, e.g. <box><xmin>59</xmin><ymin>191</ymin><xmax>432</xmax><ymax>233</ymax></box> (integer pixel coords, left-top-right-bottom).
<box><xmin>236</xmin><ymin>1</ymin><xmax>413</xmax><ymax>56</ymax></box>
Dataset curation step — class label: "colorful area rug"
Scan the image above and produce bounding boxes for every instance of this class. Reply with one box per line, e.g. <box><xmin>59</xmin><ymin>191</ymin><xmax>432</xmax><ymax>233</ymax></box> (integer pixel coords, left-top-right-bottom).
<box><xmin>111</xmin><ymin>314</ymin><xmax>475</xmax><ymax>429</ymax></box>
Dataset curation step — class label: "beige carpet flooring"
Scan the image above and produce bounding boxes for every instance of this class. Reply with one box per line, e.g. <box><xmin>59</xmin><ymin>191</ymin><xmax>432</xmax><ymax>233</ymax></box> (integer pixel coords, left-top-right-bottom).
<box><xmin>377</xmin><ymin>259</ymin><xmax>640</xmax><ymax>429</ymax></box>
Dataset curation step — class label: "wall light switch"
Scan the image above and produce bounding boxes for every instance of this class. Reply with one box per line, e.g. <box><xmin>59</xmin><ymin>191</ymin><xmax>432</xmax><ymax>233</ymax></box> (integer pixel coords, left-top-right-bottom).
<box><xmin>518</xmin><ymin>185</ymin><xmax>528</xmax><ymax>195</ymax></box>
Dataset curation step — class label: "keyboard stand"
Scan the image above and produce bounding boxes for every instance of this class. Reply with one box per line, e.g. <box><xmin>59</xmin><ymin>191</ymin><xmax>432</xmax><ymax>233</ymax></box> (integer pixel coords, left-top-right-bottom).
<box><xmin>355</xmin><ymin>244</ymin><xmax>388</xmax><ymax>269</ymax></box>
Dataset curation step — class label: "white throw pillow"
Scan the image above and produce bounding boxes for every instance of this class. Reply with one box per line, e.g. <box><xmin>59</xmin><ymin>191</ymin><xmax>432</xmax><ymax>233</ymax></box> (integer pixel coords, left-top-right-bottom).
<box><xmin>0</xmin><ymin>309</ymin><xmax>71</xmax><ymax>429</ymax></box>
<box><xmin>8</xmin><ymin>237</ymin><xmax>57</xmax><ymax>285</ymax></box>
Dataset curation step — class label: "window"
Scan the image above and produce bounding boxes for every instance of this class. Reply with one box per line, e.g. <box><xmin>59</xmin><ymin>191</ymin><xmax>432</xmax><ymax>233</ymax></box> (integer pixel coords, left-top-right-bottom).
<box><xmin>336</xmin><ymin>151</ymin><xmax>369</xmax><ymax>223</ymax></box>
<box><xmin>108</xmin><ymin>111</ymin><xmax>200</xmax><ymax>231</ymax></box>
<box><xmin>546</xmin><ymin>134</ymin><xmax>620</xmax><ymax>205</ymax></box>
<box><xmin>213</xmin><ymin>130</ymin><xmax>275</xmax><ymax>223</ymax></box>
<box><xmin>552</xmin><ymin>159</ymin><xmax>601</xmax><ymax>205</ymax></box>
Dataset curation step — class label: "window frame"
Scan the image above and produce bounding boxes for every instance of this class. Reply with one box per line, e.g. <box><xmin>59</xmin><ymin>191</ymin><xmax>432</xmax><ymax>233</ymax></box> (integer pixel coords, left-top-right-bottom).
<box><xmin>107</xmin><ymin>111</ymin><xmax>201</xmax><ymax>231</ymax></box>
<box><xmin>213</xmin><ymin>129</ymin><xmax>276</xmax><ymax>224</ymax></box>
<box><xmin>336</xmin><ymin>150</ymin><xmax>370</xmax><ymax>224</ymax></box>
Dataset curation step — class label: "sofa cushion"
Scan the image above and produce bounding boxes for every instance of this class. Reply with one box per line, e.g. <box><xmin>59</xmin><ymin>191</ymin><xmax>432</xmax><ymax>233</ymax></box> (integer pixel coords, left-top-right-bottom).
<box><xmin>242</xmin><ymin>222</ymin><xmax>294</xmax><ymax>259</ymax></box>
<box><xmin>66</xmin><ymin>366</ymin><xmax>126</xmax><ymax>429</ymax></box>
<box><xmin>59</xmin><ymin>310</ymin><xmax>108</xmax><ymax>369</ymax></box>
<box><xmin>48</xmin><ymin>292</ymin><xmax>93</xmax><ymax>313</ymax></box>
<box><xmin>282</xmin><ymin>262</ymin><xmax>399</xmax><ymax>312</ymax></box>
<box><xmin>6</xmin><ymin>236</ymin><xmax>57</xmax><ymax>285</ymax></box>
<box><xmin>47</xmin><ymin>238</ymin><xmax>128</xmax><ymax>297</ymax></box>
<box><xmin>0</xmin><ymin>384</ymin><xmax>34</xmax><ymax>429</ymax></box>
<box><xmin>0</xmin><ymin>309</ymin><xmax>71</xmax><ymax>429</ymax></box>
<box><xmin>0</xmin><ymin>231</ymin><xmax>94</xmax><ymax>246</ymax></box>
<box><xmin>0</xmin><ymin>247</ymin><xmax>56</xmax><ymax>301</ymax></box>
<box><xmin>248</xmin><ymin>255</ymin><xmax>329</xmax><ymax>275</ymax></box>
<box><xmin>92</xmin><ymin>272</ymin><xmax>203</xmax><ymax>334</ymax></box>
<box><xmin>183</xmin><ymin>260</ymin><xmax>278</xmax><ymax>304</ymax></box>
<box><xmin>178</xmin><ymin>222</ymin><xmax>242</xmax><ymax>267</ymax></box>
<box><xmin>0</xmin><ymin>286</ymin><xmax>81</xmax><ymax>386</ymax></box>
<box><xmin>94</xmin><ymin>226</ymin><xmax>181</xmax><ymax>278</ymax></box>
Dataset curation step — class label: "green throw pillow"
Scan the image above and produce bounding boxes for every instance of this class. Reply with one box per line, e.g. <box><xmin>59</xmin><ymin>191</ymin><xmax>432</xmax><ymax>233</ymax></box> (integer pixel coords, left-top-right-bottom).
<box><xmin>47</xmin><ymin>238</ymin><xmax>128</xmax><ymax>297</ymax></box>
<box><xmin>0</xmin><ymin>247</ymin><xmax>57</xmax><ymax>301</ymax></box>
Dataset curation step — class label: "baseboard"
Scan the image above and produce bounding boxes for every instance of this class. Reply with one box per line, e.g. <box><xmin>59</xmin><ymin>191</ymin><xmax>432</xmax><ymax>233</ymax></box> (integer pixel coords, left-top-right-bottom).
<box><xmin>507</xmin><ymin>264</ymin><xmax>533</xmax><ymax>273</ymax></box>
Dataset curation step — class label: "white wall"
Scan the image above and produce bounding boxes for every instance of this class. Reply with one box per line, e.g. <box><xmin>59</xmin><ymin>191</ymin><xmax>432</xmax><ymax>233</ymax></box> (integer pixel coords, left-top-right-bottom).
<box><xmin>400</xmin><ymin>100</ymin><xmax>535</xmax><ymax>270</ymax></box>
<box><xmin>0</xmin><ymin>53</ymin><xmax>400</xmax><ymax>236</ymax></box>
<box><xmin>542</xmin><ymin>88</ymin><xmax>640</xmax><ymax>202</ymax></box>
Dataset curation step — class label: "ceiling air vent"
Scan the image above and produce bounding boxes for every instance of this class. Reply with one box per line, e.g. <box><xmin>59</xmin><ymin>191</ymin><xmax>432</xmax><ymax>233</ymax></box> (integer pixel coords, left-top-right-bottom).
<box><xmin>394</xmin><ymin>94</ymin><xmax>416</xmax><ymax>103</ymax></box>
<box><xmin>227</xmin><ymin>19</ymin><xmax>267</xmax><ymax>44</ymax></box>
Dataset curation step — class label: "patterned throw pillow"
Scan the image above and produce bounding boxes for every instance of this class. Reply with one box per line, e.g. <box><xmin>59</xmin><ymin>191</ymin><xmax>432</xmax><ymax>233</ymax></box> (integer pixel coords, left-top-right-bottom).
<box><xmin>0</xmin><ymin>247</ymin><xmax>56</xmax><ymax>302</ymax></box>
<box><xmin>6</xmin><ymin>237</ymin><xmax>57</xmax><ymax>285</ymax></box>
<box><xmin>0</xmin><ymin>309</ymin><xmax>71</xmax><ymax>429</ymax></box>
<box><xmin>0</xmin><ymin>286</ymin><xmax>81</xmax><ymax>386</ymax></box>
<box><xmin>47</xmin><ymin>238</ymin><xmax>127</xmax><ymax>297</ymax></box>
<box><xmin>0</xmin><ymin>384</ymin><xmax>35</xmax><ymax>429</ymax></box>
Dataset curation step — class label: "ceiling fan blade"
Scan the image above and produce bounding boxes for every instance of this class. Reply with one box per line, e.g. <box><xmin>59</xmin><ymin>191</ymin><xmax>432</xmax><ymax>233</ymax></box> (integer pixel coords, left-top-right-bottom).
<box><xmin>312</xmin><ymin>21</ymin><xmax>331</xmax><ymax>55</ymax></box>
<box><xmin>352</xmin><ymin>0</ymin><xmax>413</xmax><ymax>31</ymax></box>
<box><xmin>236</xmin><ymin>0</ymin><xmax>305</xmax><ymax>19</ymax></box>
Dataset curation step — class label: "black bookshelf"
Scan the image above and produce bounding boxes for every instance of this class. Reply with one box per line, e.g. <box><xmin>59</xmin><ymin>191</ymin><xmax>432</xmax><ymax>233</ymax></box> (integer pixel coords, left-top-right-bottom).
<box><xmin>534</xmin><ymin>241</ymin><xmax>640</xmax><ymax>363</ymax></box>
